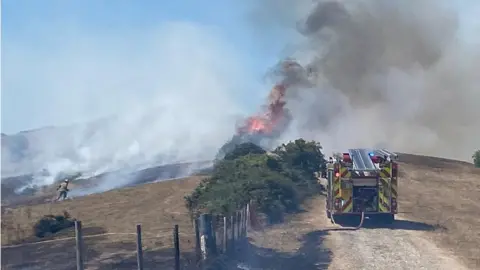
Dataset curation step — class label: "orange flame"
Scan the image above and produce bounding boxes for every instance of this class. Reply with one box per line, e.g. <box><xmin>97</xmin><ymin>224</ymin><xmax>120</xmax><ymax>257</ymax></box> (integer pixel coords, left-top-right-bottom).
<box><xmin>237</xmin><ymin>59</ymin><xmax>300</xmax><ymax>135</ymax></box>
<box><xmin>238</xmin><ymin>83</ymin><xmax>288</xmax><ymax>135</ymax></box>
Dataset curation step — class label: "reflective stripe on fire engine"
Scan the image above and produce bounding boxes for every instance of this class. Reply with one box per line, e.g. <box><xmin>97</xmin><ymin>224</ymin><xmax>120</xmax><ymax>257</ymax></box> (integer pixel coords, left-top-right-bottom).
<box><xmin>379</xmin><ymin>166</ymin><xmax>391</xmax><ymax>178</ymax></box>
<box><xmin>340</xmin><ymin>197</ymin><xmax>353</xmax><ymax>213</ymax></box>
<box><xmin>391</xmin><ymin>177</ymin><xmax>398</xmax><ymax>199</ymax></box>
<box><xmin>378</xmin><ymin>187</ymin><xmax>390</xmax><ymax>212</ymax></box>
<box><xmin>378</xmin><ymin>176</ymin><xmax>391</xmax><ymax>213</ymax></box>
<box><xmin>377</xmin><ymin>163</ymin><xmax>391</xmax><ymax>212</ymax></box>
<box><xmin>340</xmin><ymin>167</ymin><xmax>351</xmax><ymax>178</ymax></box>
<box><xmin>338</xmin><ymin>185</ymin><xmax>353</xmax><ymax>213</ymax></box>
<box><xmin>334</xmin><ymin>165</ymin><xmax>352</xmax><ymax>212</ymax></box>
<box><xmin>379</xmin><ymin>178</ymin><xmax>390</xmax><ymax>195</ymax></box>
<box><xmin>333</xmin><ymin>166</ymin><xmax>341</xmax><ymax>199</ymax></box>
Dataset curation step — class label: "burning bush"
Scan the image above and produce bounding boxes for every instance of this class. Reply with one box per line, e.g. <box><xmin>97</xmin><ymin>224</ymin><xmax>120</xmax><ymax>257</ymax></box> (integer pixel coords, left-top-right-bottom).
<box><xmin>215</xmin><ymin>109</ymin><xmax>292</xmax><ymax>160</ymax></box>
<box><xmin>215</xmin><ymin>63</ymin><xmax>296</xmax><ymax>161</ymax></box>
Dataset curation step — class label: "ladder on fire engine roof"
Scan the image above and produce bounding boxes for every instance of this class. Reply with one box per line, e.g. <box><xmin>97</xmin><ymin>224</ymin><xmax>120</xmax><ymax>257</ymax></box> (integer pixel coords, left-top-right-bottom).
<box><xmin>349</xmin><ymin>148</ymin><xmax>376</xmax><ymax>171</ymax></box>
<box><xmin>372</xmin><ymin>149</ymin><xmax>399</xmax><ymax>160</ymax></box>
<box><xmin>348</xmin><ymin>148</ymin><xmax>399</xmax><ymax>171</ymax></box>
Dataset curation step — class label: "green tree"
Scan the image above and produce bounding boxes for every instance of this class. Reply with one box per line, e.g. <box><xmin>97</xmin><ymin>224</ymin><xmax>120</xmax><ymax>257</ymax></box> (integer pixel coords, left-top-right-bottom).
<box><xmin>273</xmin><ymin>139</ymin><xmax>326</xmax><ymax>182</ymax></box>
<box><xmin>185</xmin><ymin>138</ymin><xmax>326</xmax><ymax>224</ymax></box>
<box><xmin>473</xmin><ymin>150</ymin><xmax>480</xmax><ymax>168</ymax></box>
<box><xmin>185</xmin><ymin>153</ymin><xmax>298</xmax><ymax>223</ymax></box>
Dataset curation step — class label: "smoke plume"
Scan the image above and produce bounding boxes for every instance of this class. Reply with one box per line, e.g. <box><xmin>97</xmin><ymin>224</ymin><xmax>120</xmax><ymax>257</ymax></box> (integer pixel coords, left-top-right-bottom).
<box><xmin>256</xmin><ymin>0</ymin><xmax>480</xmax><ymax>161</ymax></box>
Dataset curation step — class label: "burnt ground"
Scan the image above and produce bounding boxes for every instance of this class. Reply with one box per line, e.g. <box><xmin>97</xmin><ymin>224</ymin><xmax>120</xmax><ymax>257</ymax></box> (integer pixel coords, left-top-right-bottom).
<box><xmin>1</xmin><ymin>160</ymin><xmax>212</xmax><ymax>208</ymax></box>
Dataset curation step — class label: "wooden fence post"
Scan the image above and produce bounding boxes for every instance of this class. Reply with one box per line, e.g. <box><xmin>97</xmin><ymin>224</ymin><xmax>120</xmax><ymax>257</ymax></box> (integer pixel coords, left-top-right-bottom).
<box><xmin>249</xmin><ymin>200</ymin><xmax>258</xmax><ymax>229</ymax></box>
<box><xmin>230</xmin><ymin>215</ymin><xmax>235</xmax><ymax>252</ymax></box>
<box><xmin>242</xmin><ymin>206</ymin><xmax>246</xmax><ymax>239</ymax></box>
<box><xmin>239</xmin><ymin>209</ymin><xmax>244</xmax><ymax>239</ymax></box>
<box><xmin>211</xmin><ymin>216</ymin><xmax>217</xmax><ymax>256</ymax></box>
<box><xmin>194</xmin><ymin>218</ymin><xmax>201</xmax><ymax>263</ymax></box>
<box><xmin>174</xmin><ymin>225</ymin><xmax>180</xmax><ymax>270</ymax></box>
<box><xmin>244</xmin><ymin>206</ymin><xmax>248</xmax><ymax>237</ymax></box>
<box><xmin>246</xmin><ymin>203</ymin><xmax>251</xmax><ymax>231</ymax></box>
<box><xmin>236</xmin><ymin>211</ymin><xmax>241</xmax><ymax>245</ymax></box>
<box><xmin>74</xmin><ymin>221</ymin><xmax>84</xmax><ymax>270</ymax></box>
<box><xmin>198</xmin><ymin>214</ymin><xmax>214</xmax><ymax>261</ymax></box>
<box><xmin>223</xmin><ymin>216</ymin><xmax>227</xmax><ymax>253</ymax></box>
<box><xmin>136</xmin><ymin>224</ymin><xmax>144</xmax><ymax>270</ymax></box>
<box><xmin>245</xmin><ymin>206</ymin><xmax>249</xmax><ymax>235</ymax></box>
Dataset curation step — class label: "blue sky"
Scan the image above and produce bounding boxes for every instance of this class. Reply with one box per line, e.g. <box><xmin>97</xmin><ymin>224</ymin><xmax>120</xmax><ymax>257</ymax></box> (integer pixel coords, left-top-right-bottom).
<box><xmin>2</xmin><ymin>0</ymin><xmax>479</xmax><ymax>134</ymax></box>
<box><xmin>2</xmin><ymin>0</ymin><xmax>285</xmax><ymax>62</ymax></box>
<box><xmin>1</xmin><ymin>0</ymin><xmax>292</xmax><ymax>134</ymax></box>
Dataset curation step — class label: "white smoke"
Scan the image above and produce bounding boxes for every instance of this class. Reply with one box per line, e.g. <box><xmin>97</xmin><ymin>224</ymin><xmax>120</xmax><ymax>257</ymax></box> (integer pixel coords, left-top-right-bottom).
<box><xmin>2</xmin><ymin>21</ymin><xmax>252</xmax><ymax>194</ymax></box>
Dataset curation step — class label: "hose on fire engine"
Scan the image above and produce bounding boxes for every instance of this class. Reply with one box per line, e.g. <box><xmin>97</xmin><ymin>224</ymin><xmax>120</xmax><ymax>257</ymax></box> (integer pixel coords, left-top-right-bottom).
<box><xmin>330</xmin><ymin>211</ymin><xmax>365</xmax><ymax>230</ymax></box>
<box><xmin>330</xmin><ymin>199</ymin><xmax>366</xmax><ymax>230</ymax></box>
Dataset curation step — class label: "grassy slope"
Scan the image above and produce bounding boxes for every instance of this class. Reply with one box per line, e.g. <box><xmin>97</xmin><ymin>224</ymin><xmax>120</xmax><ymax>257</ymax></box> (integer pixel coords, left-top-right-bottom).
<box><xmin>1</xmin><ymin>176</ymin><xmax>204</xmax><ymax>270</ymax></box>
<box><xmin>397</xmin><ymin>153</ymin><xmax>480</xmax><ymax>268</ymax></box>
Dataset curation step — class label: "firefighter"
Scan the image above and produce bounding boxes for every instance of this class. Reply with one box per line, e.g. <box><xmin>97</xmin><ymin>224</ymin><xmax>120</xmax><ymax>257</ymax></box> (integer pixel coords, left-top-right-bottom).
<box><xmin>55</xmin><ymin>179</ymin><xmax>70</xmax><ymax>201</ymax></box>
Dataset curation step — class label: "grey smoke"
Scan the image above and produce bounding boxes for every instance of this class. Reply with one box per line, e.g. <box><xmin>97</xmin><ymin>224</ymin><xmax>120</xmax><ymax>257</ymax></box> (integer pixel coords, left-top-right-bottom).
<box><xmin>258</xmin><ymin>0</ymin><xmax>480</xmax><ymax>161</ymax></box>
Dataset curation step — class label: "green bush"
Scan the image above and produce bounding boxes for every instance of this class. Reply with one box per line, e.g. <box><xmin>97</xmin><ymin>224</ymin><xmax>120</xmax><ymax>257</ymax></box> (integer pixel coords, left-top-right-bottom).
<box><xmin>185</xmin><ymin>139</ymin><xmax>326</xmax><ymax>224</ymax></box>
<box><xmin>33</xmin><ymin>211</ymin><xmax>76</xmax><ymax>238</ymax></box>
<box><xmin>273</xmin><ymin>139</ymin><xmax>326</xmax><ymax>180</ymax></box>
<box><xmin>473</xmin><ymin>150</ymin><xmax>480</xmax><ymax>168</ymax></box>
<box><xmin>223</xmin><ymin>142</ymin><xmax>266</xmax><ymax>160</ymax></box>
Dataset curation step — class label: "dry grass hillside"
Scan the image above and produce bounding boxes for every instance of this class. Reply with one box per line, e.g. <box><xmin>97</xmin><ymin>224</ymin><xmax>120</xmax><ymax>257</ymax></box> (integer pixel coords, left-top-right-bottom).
<box><xmin>1</xmin><ymin>176</ymin><xmax>204</xmax><ymax>270</ymax></box>
<box><xmin>1</xmin><ymin>153</ymin><xmax>479</xmax><ymax>269</ymax></box>
<box><xmin>396</xmin><ymin>153</ymin><xmax>480</xmax><ymax>268</ymax></box>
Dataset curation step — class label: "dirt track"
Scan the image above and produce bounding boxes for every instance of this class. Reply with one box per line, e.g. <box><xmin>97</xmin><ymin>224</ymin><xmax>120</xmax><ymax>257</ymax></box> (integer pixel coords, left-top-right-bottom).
<box><xmin>242</xmin><ymin>195</ymin><xmax>468</xmax><ymax>270</ymax></box>
<box><xmin>326</xmin><ymin>216</ymin><xmax>467</xmax><ymax>270</ymax></box>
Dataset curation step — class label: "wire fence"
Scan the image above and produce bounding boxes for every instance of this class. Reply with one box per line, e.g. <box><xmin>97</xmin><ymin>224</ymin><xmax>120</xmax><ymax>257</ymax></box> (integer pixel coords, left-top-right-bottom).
<box><xmin>1</xmin><ymin>204</ymin><xmax>253</xmax><ymax>270</ymax></box>
<box><xmin>1</xmin><ymin>231</ymin><xmax>195</xmax><ymax>249</ymax></box>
